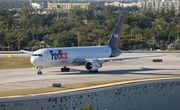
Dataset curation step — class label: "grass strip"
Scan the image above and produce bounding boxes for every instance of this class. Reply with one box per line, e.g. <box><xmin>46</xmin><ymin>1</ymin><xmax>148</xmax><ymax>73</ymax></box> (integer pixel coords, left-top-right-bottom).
<box><xmin>0</xmin><ymin>80</ymin><xmax>121</xmax><ymax>97</ymax></box>
<box><xmin>0</xmin><ymin>57</ymin><xmax>33</xmax><ymax>69</ymax></box>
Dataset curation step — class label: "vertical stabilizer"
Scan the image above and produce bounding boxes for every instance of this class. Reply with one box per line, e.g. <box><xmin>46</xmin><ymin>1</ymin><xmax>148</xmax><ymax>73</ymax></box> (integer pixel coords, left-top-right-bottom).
<box><xmin>108</xmin><ymin>16</ymin><xmax>124</xmax><ymax>48</ymax></box>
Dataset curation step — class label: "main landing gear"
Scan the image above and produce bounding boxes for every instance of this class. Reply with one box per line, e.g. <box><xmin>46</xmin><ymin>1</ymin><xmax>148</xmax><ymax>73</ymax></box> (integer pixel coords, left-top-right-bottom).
<box><xmin>37</xmin><ymin>66</ymin><xmax>42</xmax><ymax>75</ymax></box>
<box><xmin>89</xmin><ymin>70</ymin><xmax>98</xmax><ymax>73</ymax></box>
<box><xmin>61</xmin><ymin>66</ymin><xmax>70</xmax><ymax>72</ymax></box>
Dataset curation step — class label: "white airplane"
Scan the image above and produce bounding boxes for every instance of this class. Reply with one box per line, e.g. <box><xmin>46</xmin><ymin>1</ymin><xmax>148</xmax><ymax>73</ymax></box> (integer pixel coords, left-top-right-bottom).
<box><xmin>21</xmin><ymin>16</ymin><xmax>163</xmax><ymax>75</ymax></box>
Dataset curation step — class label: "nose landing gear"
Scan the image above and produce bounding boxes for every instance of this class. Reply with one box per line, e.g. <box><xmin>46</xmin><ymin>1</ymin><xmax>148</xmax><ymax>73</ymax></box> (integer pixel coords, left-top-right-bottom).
<box><xmin>37</xmin><ymin>66</ymin><xmax>43</xmax><ymax>75</ymax></box>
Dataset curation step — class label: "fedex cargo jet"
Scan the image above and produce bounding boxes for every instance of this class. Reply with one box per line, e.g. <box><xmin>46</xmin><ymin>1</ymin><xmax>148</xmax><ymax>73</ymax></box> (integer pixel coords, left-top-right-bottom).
<box><xmin>21</xmin><ymin>16</ymin><xmax>163</xmax><ymax>75</ymax></box>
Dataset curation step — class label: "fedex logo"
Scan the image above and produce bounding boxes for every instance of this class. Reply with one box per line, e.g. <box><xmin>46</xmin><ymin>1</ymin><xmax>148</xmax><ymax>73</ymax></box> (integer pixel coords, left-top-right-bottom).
<box><xmin>49</xmin><ymin>50</ymin><xmax>68</xmax><ymax>60</ymax></box>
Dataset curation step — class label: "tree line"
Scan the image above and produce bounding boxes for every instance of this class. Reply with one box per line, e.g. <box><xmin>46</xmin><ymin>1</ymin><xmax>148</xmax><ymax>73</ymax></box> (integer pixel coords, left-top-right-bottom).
<box><xmin>0</xmin><ymin>5</ymin><xmax>180</xmax><ymax>51</ymax></box>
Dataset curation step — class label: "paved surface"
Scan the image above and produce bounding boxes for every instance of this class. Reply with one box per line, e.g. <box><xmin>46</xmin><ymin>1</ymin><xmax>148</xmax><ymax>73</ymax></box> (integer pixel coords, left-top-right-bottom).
<box><xmin>0</xmin><ymin>53</ymin><xmax>180</xmax><ymax>91</ymax></box>
<box><xmin>0</xmin><ymin>54</ymin><xmax>30</xmax><ymax>57</ymax></box>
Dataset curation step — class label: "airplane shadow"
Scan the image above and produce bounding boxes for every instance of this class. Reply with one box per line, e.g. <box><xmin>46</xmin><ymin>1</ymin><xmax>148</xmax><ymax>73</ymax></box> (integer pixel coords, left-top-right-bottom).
<box><xmin>49</xmin><ymin>67</ymin><xmax>180</xmax><ymax>76</ymax></box>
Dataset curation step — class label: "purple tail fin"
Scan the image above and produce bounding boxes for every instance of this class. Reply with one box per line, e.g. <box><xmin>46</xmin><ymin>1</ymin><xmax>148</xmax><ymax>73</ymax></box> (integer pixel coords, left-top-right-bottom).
<box><xmin>108</xmin><ymin>16</ymin><xmax>124</xmax><ymax>48</ymax></box>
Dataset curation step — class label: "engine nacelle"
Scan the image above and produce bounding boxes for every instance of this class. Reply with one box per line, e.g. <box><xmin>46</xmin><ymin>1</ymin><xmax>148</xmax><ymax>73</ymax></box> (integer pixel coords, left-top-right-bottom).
<box><xmin>85</xmin><ymin>60</ymin><xmax>101</xmax><ymax>71</ymax></box>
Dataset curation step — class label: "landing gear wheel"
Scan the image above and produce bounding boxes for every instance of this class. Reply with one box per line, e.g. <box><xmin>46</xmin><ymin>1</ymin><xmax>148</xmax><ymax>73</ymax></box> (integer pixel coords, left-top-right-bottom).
<box><xmin>61</xmin><ymin>66</ymin><xmax>70</xmax><ymax>72</ymax></box>
<box><xmin>37</xmin><ymin>71</ymin><xmax>42</xmax><ymax>75</ymax></box>
<box><xmin>61</xmin><ymin>68</ymin><xmax>64</xmax><ymax>72</ymax></box>
<box><xmin>66</xmin><ymin>68</ymin><xmax>70</xmax><ymax>71</ymax></box>
<box><xmin>37</xmin><ymin>66</ymin><xmax>43</xmax><ymax>75</ymax></box>
<box><xmin>89</xmin><ymin>70</ymin><xmax>98</xmax><ymax>73</ymax></box>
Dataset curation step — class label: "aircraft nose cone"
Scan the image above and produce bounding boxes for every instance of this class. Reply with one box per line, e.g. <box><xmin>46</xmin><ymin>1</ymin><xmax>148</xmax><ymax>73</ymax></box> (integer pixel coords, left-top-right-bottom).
<box><xmin>30</xmin><ymin>57</ymin><xmax>36</xmax><ymax>65</ymax></box>
<box><xmin>30</xmin><ymin>57</ymin><xmax>38</xmax><ymax>65</ymax></box>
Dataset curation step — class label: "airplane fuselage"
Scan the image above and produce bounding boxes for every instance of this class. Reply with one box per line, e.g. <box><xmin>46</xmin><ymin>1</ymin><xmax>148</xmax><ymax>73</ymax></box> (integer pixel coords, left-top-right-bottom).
<box><xmin>30</xmin><ymin>46</ymin><xmax>122</xmax><ymax>67</ymax></box>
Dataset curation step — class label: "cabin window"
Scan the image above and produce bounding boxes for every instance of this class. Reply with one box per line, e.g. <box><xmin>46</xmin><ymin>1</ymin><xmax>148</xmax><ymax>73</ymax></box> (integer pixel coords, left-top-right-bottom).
<box><xmin>32</xmin><ymin>54</ymin><xmax>42</xmax><ymax>57</ymax></box>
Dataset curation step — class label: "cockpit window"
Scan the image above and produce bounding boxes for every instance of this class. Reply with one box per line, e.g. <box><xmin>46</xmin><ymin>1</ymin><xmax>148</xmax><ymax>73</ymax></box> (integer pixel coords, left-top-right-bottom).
<box><xmin>32</xmin><ymin>54</ymin><xmax>42</xmax><ymax>57</ymax></box>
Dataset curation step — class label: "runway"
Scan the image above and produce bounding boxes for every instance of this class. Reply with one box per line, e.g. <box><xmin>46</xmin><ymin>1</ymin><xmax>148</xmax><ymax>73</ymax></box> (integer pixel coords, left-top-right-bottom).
<box><xmin>0</xmin><ymin>53</ymin><xmax>180</xmax><ymax>92</ymax></box>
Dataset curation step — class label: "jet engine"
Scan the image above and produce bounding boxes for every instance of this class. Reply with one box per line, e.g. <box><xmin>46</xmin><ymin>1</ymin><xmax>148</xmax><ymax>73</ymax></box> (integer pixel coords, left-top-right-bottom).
<box><xmin>85</xmin><ymin>60</ymin><xmax>101</xmax><ymax>72</ymax></box>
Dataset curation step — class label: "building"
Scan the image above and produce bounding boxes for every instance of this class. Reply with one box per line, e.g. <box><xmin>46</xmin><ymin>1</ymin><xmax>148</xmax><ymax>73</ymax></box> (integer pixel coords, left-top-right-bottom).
<box><xmin>31</xmin><ymin>3</ymin><xmax>45</xmax><ymax>9</ymax></box>
<box><xmin>47</xmin><ymin>2</ymin><xmax>90</xmax><ymax>10</ymax></box>
<box><xmin>105</xmin><ymin>0</ymin><xmax>180</xmax><ymax>12</ymax></box>
<box><xmin>105</xmin><ymin>1</ymin><xmax>132</xmax><ymax>7</ymax></box>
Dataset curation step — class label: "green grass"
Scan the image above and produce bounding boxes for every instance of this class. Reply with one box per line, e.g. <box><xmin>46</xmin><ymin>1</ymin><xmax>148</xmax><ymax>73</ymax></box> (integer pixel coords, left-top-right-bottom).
<box><xmin>0</xmin><ymin>57</ymin><xmax>33</xmax><ymax>69</ymax></box>
<box><xmin>0</xmin><ymin>80</ymin><xmax>122</xmax><ymax>97</ymax></box>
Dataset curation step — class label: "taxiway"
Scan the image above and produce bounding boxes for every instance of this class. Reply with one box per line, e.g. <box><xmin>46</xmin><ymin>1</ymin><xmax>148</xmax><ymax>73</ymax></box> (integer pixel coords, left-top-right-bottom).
<box><xmin>0</xmin><ymin>53</ymin><xmax>180</xmax><ymax>91</ymax></box>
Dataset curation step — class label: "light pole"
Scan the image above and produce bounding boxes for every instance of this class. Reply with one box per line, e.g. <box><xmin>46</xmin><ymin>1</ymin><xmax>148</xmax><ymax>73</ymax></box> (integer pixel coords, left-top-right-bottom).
<box><xmin>131</xmin><ymin>26</ymin><xmax>137</xmax><ymax>40</ymax></box>
<box><xmin>67</xmin><ymin>10</ymin><xmax>70</xmax><ymax>22</ymax></box>
<box><xmin>7</xmin><ymin>42</ymin><xmax>9</xmax><ymax>51</ymax></box>
<box><xmin>168</xmin><ymin>33</ymin><xmax>170</xmax><ymax>42</ymax></box>
<box><xmin>33</xmin><ymin>28</ymin><xmax>35</xmax><ymax>41</ymax></box>
<box><xmin>18</xmin><ymin>36</ymin><xmax>26</xmax><ymax>51</ymax></box>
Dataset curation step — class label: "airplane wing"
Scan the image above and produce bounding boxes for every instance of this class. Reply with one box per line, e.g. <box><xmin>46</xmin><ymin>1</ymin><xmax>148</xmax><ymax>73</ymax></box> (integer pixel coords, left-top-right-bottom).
<box><xmin>73</xmin><ymin>54</ymin><xmax>165</xmax><ymax>63</ymax></box>
<box><xmin>96</xmin><ymin>54</ymin><xmax>165</xmax><ymax>62</ymax></box>
<box><xmin>20</xmin><ymin>50</ymin><xmax>33</xmax><ymax>54</ymax></box>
